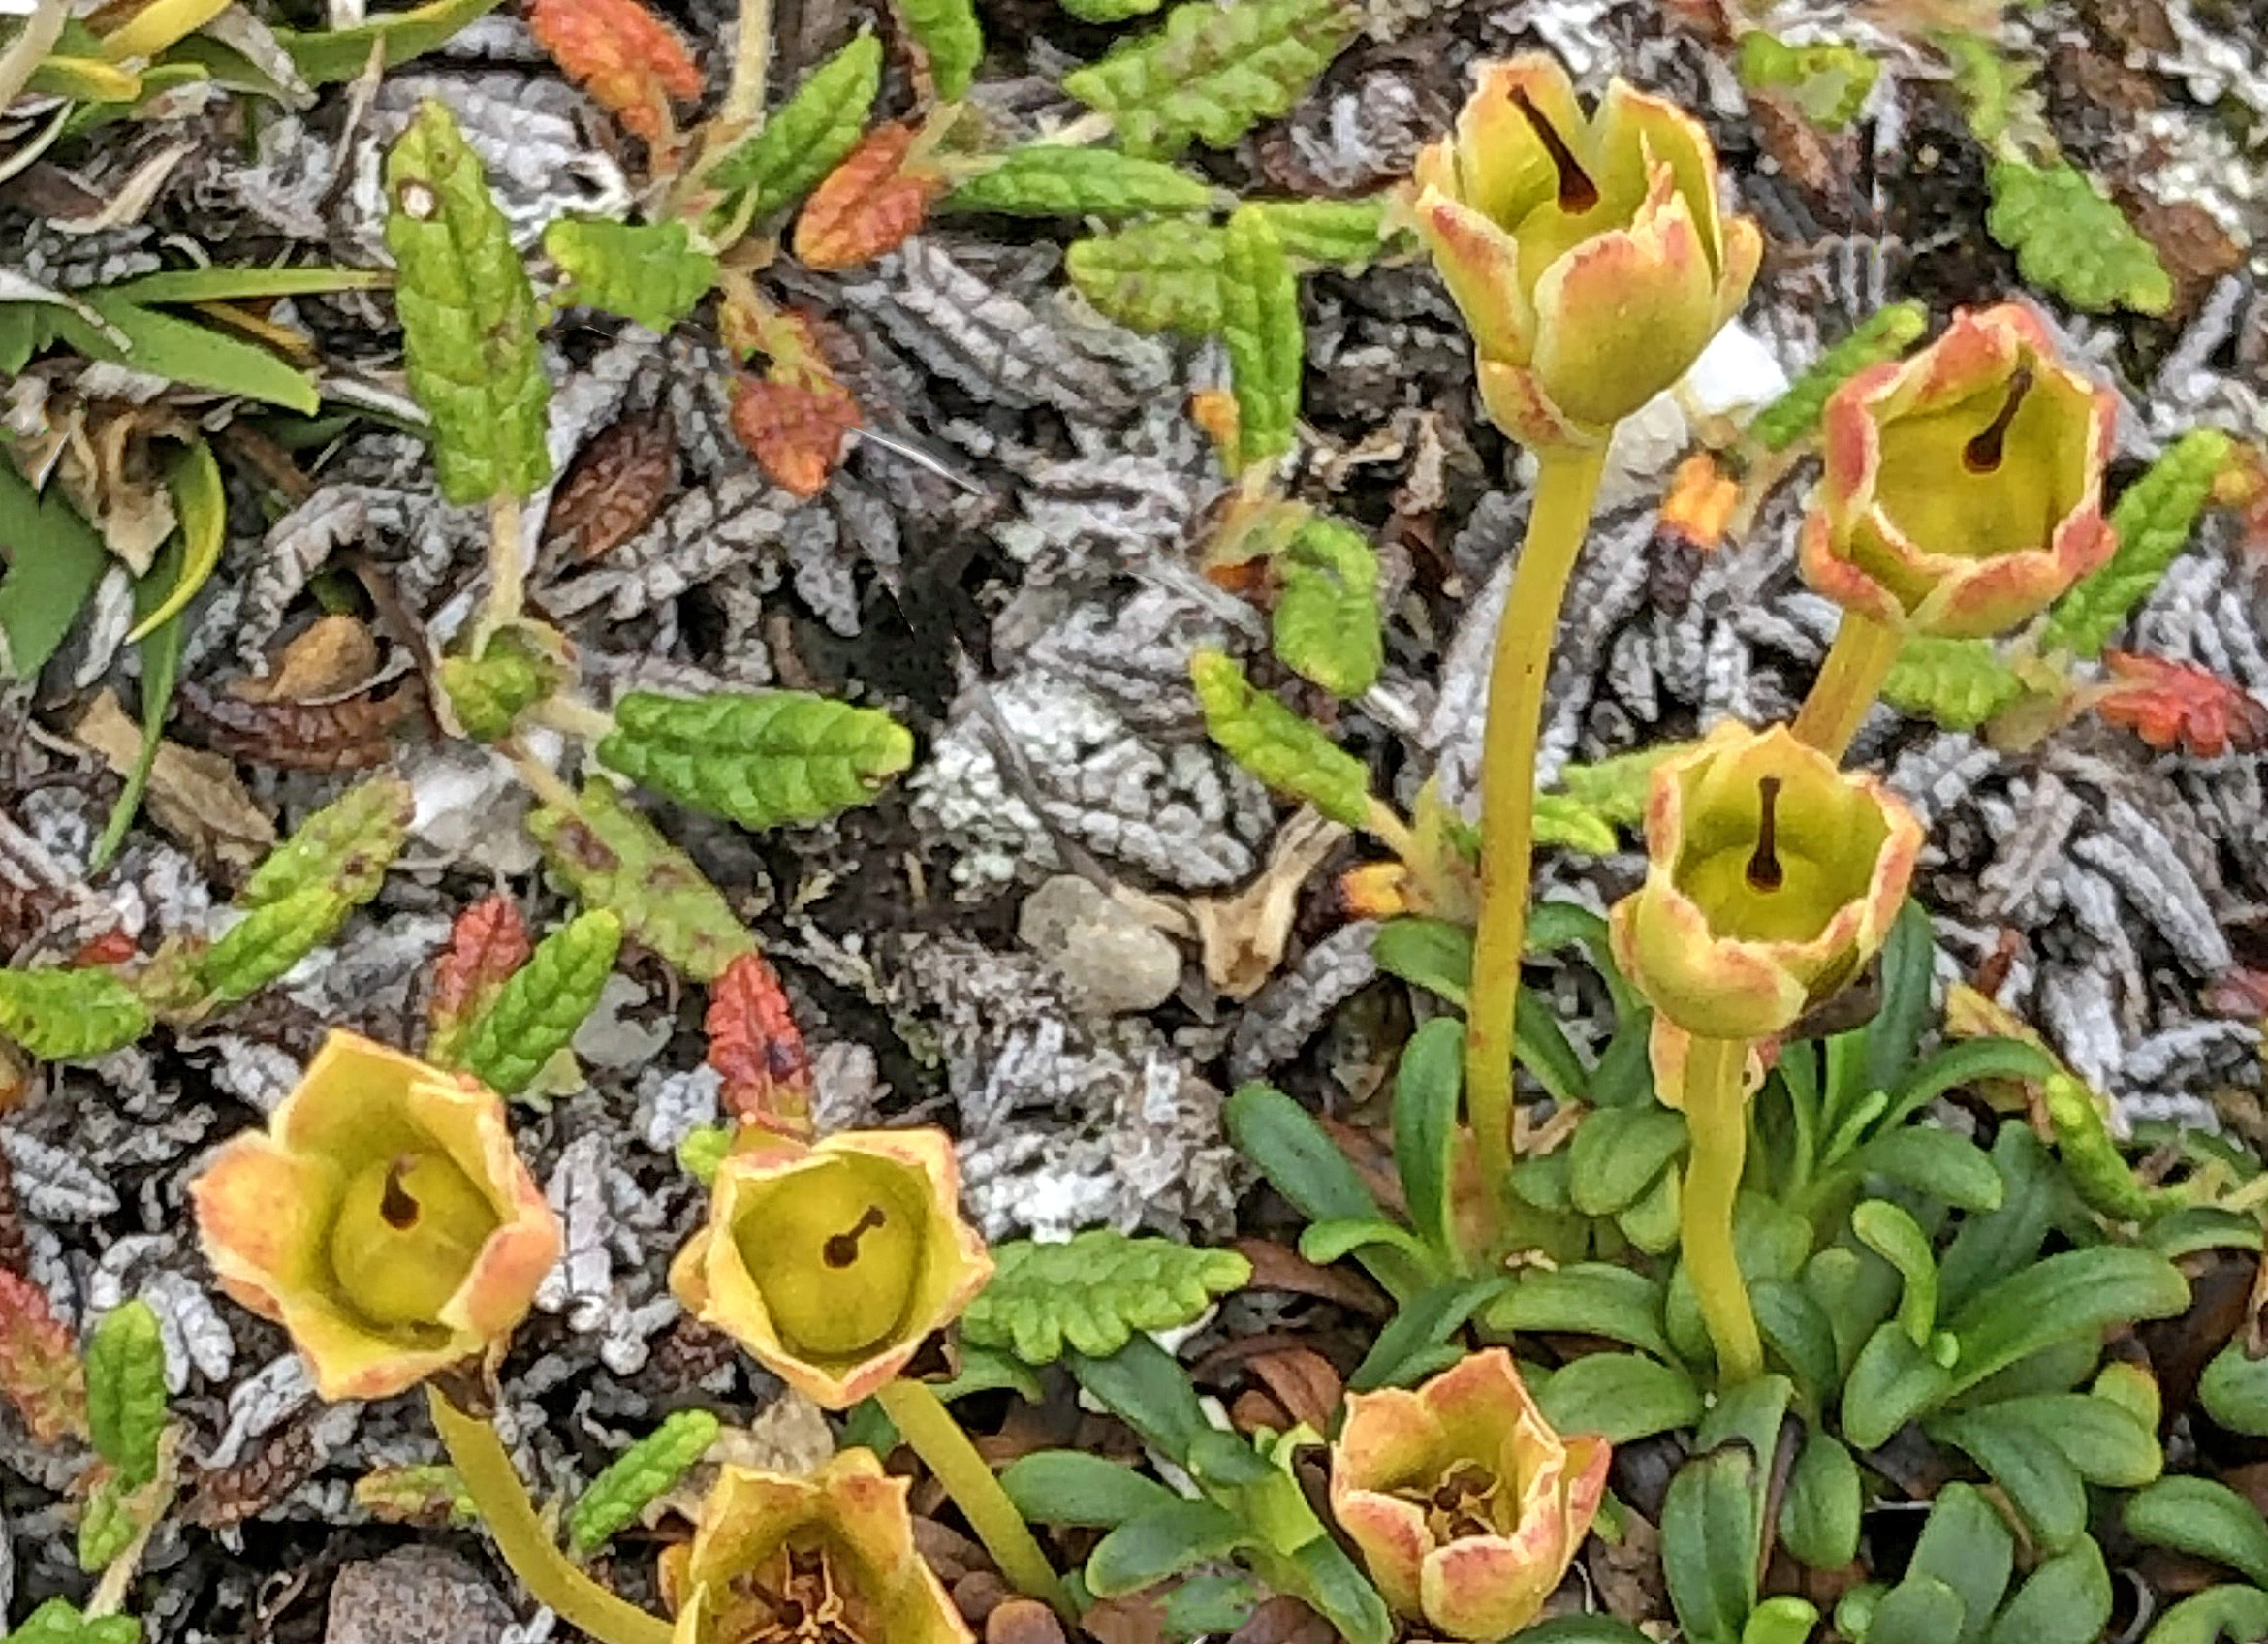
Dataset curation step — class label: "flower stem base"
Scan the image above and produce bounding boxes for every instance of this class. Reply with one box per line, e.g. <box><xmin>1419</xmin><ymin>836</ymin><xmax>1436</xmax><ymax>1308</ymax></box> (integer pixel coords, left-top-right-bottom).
<box><xmin>876</xmin><ymin>1376</ymin><xmax>1072</xmax><ymax>1620</ymax></box>
<box><xmin>1678</xmin><ymin>1034</ymin><xmax>1765</xmax><ymax>1385</ymax></box>
<box><xmin>428</xmin><ymin>1387</ymin><xmax>674</xmax><ymax>1644</ymax></box>
<box><xmin>1465</xmin><ymin>442</ymin><xmax>1610</xmax><ymax>1244</ymax></box>
<box><xmin>1791</xmin><ymin>612</ymin><xmax>1904</xmax><ymax>761</ymax></box>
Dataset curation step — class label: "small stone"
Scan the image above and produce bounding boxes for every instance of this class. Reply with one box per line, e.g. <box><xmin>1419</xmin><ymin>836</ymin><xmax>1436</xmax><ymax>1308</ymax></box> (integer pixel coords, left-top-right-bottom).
<box><xmin>325</xmin><ymin>1547</ymin><xmax>515</xmax><ymax>1644</ymax></box>
<box><xmin>1016</xmin><ymin>875</ymin><xmax>1182</xmax><ymax>1016</ymax></box>
<box><xmin>985</xmin><ymin>1597</ymin><xmax>1069</xmax><ymax>1644</ymax></box>
<box><xmin>954</xmin><ymin>1569</ymin><xmax>1011</xmax><ymax>1623</ymax></box>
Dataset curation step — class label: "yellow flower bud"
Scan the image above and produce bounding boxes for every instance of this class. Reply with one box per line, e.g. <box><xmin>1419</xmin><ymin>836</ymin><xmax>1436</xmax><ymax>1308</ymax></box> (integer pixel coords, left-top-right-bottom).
<box><xmin>670</xmin><ymin>1129</ymin><xmax>992</xmax><ymax>1409</ymax></box>
<box><xmin>190</xmin><ymin>1033</ymin><xmax>560</xmax><ymax>1402</ymax></box>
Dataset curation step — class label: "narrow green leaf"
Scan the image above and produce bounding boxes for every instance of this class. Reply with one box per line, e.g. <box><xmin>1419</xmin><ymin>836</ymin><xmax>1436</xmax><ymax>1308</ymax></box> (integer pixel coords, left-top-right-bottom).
<box><xmin>1947</xmin><ymin>1247</ymin><xmax>2190</xmax><ymax>1397</ymax></box>
<box><xmin>708</xmin><ymin>34</ymin><xmax>882</xmax><ymax>216</ymax></box>
<box><xmin>61</xmin><ymin>293</ymin><xmax>319</xmax><ymax>412</ymax></box>
<box><xmin>597</xmin><ymin>690</ymin><xmax>915</xmax><ymax>832</ymax></box>
<box><xmin>276</xmin><ymin>0</ymin><xmax>505</xmax><ymax>85</ymax></box>
<box><xmin>1390</xmin><ymin>1018</ymin><xmax>1461</xmax><ymax>1267</ymax></box>
<box><xmin>1064</xmin><ymin>1336</ymin><xmax>1212</xmax><ymax>1462</ymax></box>
<box><xmin>90</xmin><ymin>538</ymin><xmax>191</xmax><ymax>872</ymax></box>
<box><xmin>1662</xmin><ymin>1447</ymin><xmax>1760</xmax><ymax>1644</ymax></box>
<box><xmin>1491</xmin><ymin>1264</ymin><xmax>1671</xmax><ymax>1361</ymax></box>
<box><xmin>1220</xmin><ymin>206</ymin><xmax>1302</xmax><ymax>470</ymax></box>
<box><xmin>385</xmin><ymin>98</ymin><xmax>552</xmax><ymax>503</ymax></box>
<box><xmin>1001</xmin><ymin>1449</ymin><xmax>1182</xmax><ymax>1529</ymax></box>
<box><xmin>107</xmin><ymin>267</ymin><xmax>389</xmax><ymax>305</ymax></box>
<box><xmin>1347</xmin><ymin>1276</ymin><xmax>1509</xmax><ymax>1392</ymax></box>
<box><xmin>1534</xmin><ymin>1352</ymin><xmax>1701</xmax><ymax>1445</ymax></box>
<box><xmin>0</xmin><ymin>458</ymin><xmax>110</xmax><ymax>680</ymax></box>
<box><xmin>2042</xmin><ymin>427</ymin><xmax>2235</xmax><ymax>660</ymax></box>
<box><xmin>545</xmin><ymin>218</ymin><xmax>718</xmax><ymax>334</ymax></box>
<box><xmin>1063</xmin><ymin>0</ymin><xmax>1361</xmax><ymax>158</ymax></box>
<box><xmin>1191</xmin><ymin>650</ymin><xmax>1371</xmax><ymax>828</ymax></box>
<box><xmin>960</xmin><ymin>1232</ymin><xmax>1250</xmax><ymax>1365</ymax></box>
<box><xmin>2128</xmin><ymin>1477</ymin><xmax>2268</xmax><ymax>1589</ymax></box>
<box><xmin>464</xmin><ymin>910</ymin><xmax>623</xmax><ymax>1096</ymax></box>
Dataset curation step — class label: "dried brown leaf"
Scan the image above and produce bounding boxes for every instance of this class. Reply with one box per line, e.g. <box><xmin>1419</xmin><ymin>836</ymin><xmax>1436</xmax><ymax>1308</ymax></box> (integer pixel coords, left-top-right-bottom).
<box><xmin>705</xmin><ymin>952</ymin><xmax>814</xmax><ymax>1133</ymax></box>
<box><xmin>2094</xmin><ymin>650</ymin><xmax>2268</xmax><ymax>758</ymax></box>
<box><xmin>0</xmin><ymin>1267</ymin><xmax>87</xmax><ymax>1445</ymax></box>
<box><xmin>73</xmin><ymin>689</ymin><xmax>277</xmax><ymax>871</ymax></box>
<box><xmin>540</xmin><ymin>406</ymin><xmax>677</xmax><ymax>564</ymax></box>
<box><xmin>181</xmin><ymin>1418</ymin><xmax>322</xmax><ymax>1529</ymax></box>
<box><xmin>175</xmin><ymin>677</ymin><xmax>425</xmax><ymax>771</ymax></box>
<box><xmin>426</xmin><ymin>894</ymin><xmax>533</xmax><ymax>1066</ymax></box>
<box><xmin>232</xmin><ymin>615</ymin><xmax>382</xmax><ymax>704</ymax></box>
<box><xmin>729</xmin><ymin>374</ymin><xmax>856</xmax><ymax>500</ymax></box>
<box><xmin>1243</xmin><ymin>1345</ymin><xmax>1343</xmax><ymax>1431</ymax></box>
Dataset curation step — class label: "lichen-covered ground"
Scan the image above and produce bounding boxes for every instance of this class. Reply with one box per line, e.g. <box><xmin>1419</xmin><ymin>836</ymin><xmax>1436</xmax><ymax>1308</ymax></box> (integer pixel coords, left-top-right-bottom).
<box><xmin>1</xmin><ymin>0</ymin><xmax>2265</xmax><ymax>1636</ymax></box>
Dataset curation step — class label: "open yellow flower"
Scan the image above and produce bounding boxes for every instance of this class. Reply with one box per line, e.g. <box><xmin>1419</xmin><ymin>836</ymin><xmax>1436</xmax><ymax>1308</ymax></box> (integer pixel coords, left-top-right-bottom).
<box><xmin>1409</xmin><ymin>53</ymin><xmax>1761</xmax><ymax>448</ymax></box>
<box><xmin>661</xmin><ymin>1452</ymin><xmax>971</xmax><ymax>1644</ymax></box>
<box><xmin>1801</xmin><ymin>302</ymin><xmax>2118</xmax><ymax>639</ymax></box>
<box><xmin>190</xmin><ymin>1032</ymin><xmax>560</xmax><ymax>1402</ymax></box>
<box><xmin>669</xmin><ymin>1128</ymin><xmax>992</xmax><ymax>1408</ymax></box>
<box><xmin>1331</xmin><ymin>1349</ymin><xmax>1609</xmax><ymax>1641</ymax></box>
<box><xmin>1609</xmin><ymin>721</ymin><xmax>1922</xmax><ymax>1060</ymax></box>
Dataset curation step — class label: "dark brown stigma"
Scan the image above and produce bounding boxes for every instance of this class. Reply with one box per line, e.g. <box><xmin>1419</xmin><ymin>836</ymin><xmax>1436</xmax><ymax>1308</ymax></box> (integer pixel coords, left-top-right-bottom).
<box><xmin>1962</xmin><ymin>365</ymin><xmax>2034</xmax><ymax>474</ymax></box>
<box><xmin>1746</xmin><ymin>777</ymin><xmax>1784</xmax><ymax>893</ymax></box>
<box><xmin>823</xmin><ymin>1206</ymin><xmax>889</xmax><ymax>1268</ymax></box>
<box><xmin>1508</xmin><ymin>86</ymin><xmax>1601</xmax><ymax>213</ymax></box>
<box><xmin>381</xmin><ymin>1158</ymin><xmax>422</xmax><ymax>1229</ymax></box>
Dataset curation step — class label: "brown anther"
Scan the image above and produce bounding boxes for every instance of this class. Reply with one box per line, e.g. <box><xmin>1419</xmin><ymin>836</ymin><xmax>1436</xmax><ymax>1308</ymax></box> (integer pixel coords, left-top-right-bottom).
<box><xmin>1746</xmin><ymin>776</ymin><xmax>1785</xmax><ymax>892</ymax></box>
<box><xmin>379</xmin><ymin>1158</ymin><xmax>421</xmax><ymax>1229</ymax></box>
<box><xmin>1508</xmin><ymin>86</ymin><xmax>1601</xmax><ymax>212</ymax></box>
<box><xmin>822</xmin><ymin>1206</ymin><xmax>888</xmax><ymax>1269</ymax></box>
<box><xmin>1963</xmin><ymin>365</ymin><xmax>2034</xmax><ymax>474</ymax></box>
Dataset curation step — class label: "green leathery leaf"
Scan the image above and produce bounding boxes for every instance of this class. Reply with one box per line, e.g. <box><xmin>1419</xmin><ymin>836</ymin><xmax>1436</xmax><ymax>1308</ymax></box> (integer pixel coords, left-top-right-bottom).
<box><xmin>943</xmin><ymin>146</ymin><xmax>1219</xmax><ymax>217</ymax></box>
<box><xmin>1568</xmin><ymin>1106</ymin><xmax>1687</xmax><ymax>1217</ymax></box>
<box><xmin>199</xmin><ymin>884</ymin><xmax>355</xmax><ymax>1001</ymax></box>
<box><xmin>1001</xmin><ymin>1449</ymin><xmax>1182</xmax><ymax>1529</ymax></box>
<box><xmin>1929</xmin><ymin>1404</ymin><xmax>2089</xmax><ymax>1551</ymax></box>
<box><xmin>2201</xmin><ymin>1339</ymin><xmax>2268</xmax><ymax>1438</ymax></box>
<box><xmin>1190</xmin><ymin>650</ymin><xmax>1371</xmax><ymax>829</ymax></box>
<box><xmin>1062</xmin><ymin>0</ymin><xmax>1361</xmax><ymax>158</ymax></box>
<box><xmin>85</xmin><ymin>1300</ymin><xmax>166</xmax><ymax>1489</ymax></box>
<box><xmin>1085</xmin><ymin>1499</ymin><xmax>1248</xmax><ymax>1597</ymax></box>
<box><xmin>2127</xmin><ymin>1477</ymin><xmax>2268</xmax><ymax>1589</ymax></box>
<box><xmin>240</xmin><ymin>774</ymin><xmax>414</xmax><ymax>910</ymax></box>
<box><xmin>1986</xmin><ymin>156</ymin><xmax>2172</xmax><ymax>317</ymax></box>
<box><xmin>1662</xmin><ymin>1446</ymin><xmax>1760</xmax><ymax>1644</ymax></box>
<box><xmin>567</xmin><ymin>1408</ymin><xmax>719</xmax><ymax>1554</ymax></box>
<box><xmin>1985</xmin><ymin>1535</ymin><xmax>2112</xmax><ymax>1644</ymax></box>
<box><xmin>1065</xmin><ymin>1336</ymin><xmax>1212</xmax><ymax>1461</ymax></box>
<box><xmin>1976</xmin><ymin>1391</ymin><xmax>2161</xmax><ymax>1487</ymax></box>
<box><xmin>899</xmin><ymin>0</ymin><xmax>982</xmax><ymax>100</ymax></box>
<box><xmin>1851</xmin><ymin>1198</ymin><xmax>1938</xmax><ymax>1344</ymax></box>
<box><xmin>1841</xmin><ymin>1320</ymin><xmax>1953</xmax><ymax>1451</ymax></box>
<box><xmin>708</xmin><ymin>34</ymin><xmax>882</xmax><ymax>216</ymax></box>
<box><xmin>276</xmin><ymin>0</ymin><xmax>504</xmax><ymax>85</ymax></box>
<box><xmin>1220</xmin><ymin>206</ymin><xmax>1302</xmax><ymax>470</ymax></box>
<box><xmin>1946</xmin><ymin>1246</ymin><xmax>2189</xmax><ymax>1397</ymax></box>
<box><xmin>1747</xmin><ymin>304</ymin><xmax>1927</xmax><ymax>454</ymax></box>
<box><xmin>597</xmin><ymin>690</ymin><xmax>915</xmax><ymax>832</ymax></box>
<box><xmin>1880</xmin><ymin>635</ymin><xmax>2030</xmax><ymax>731</ymax></box>
<box><xmin>1780</xmin><ymin>1431</ymin><xmax>1862</xmax><ymax>1571</ymax></box>
<box><xmin>2042</xmin><ymin>427</ymin><xmax>2234</xmax><ymax>660</ymax></box>
<box><xmin>1223</xmin><ymin>1083</ymin><xmax>1431</xmax><ymax>1295</ymax></box>
<box><xmin>2146</xmin><ymin>1587</ymin><xmax>2268</xmax><ymax>1644</ymax></box>
<box><xmin>464</xmin><ymin>910</ymin><xmax>623</xmax><ymax>1096</ymax></box>
<box><xmin>1534</xmin><ymin>1352</ymin><xmax>1703</xmax><ymax>1445</ymax></box>
<box><xmin>527</xmin><ymin>782</ymin><xmax>756</xmax><ymax>982</ymax></box>
<box><xmin>1856</xmin><ymin>1127</ymin><xmax>2004</xmax><ymax>1213</ymax></box>
<box><xmin>1489</xmin><ymin>1264</ymin><xmax>1671</xmax><ymax>1360</ymax></box>
<box><xmin>0</xmin><ymin>451</ymin><xmax>107</xmax><ymax>682</ymax></box>
<box><xmin>544</xmin><ymin>218</ymin><xmax>717</xmax><ymax>334</ymax></box>
<box><xmin>1907</xmin><ymin>1482</ymin><xmax>2014</xmax><ymax>1644</ymax></box>
<box><xmin>384</xmin><ymin>98</ymin><xmax>552</xmax><ymax>504</ymax></box>
<box><xmin>1272</xmin><ymin>515</ymin><xmax>1379</xmax><ymax>697</ymax></box>
<box><xmin>0</xmin><ymin>968</ymin><xmax>149</xmax><ymax>1061</ymax></box>
<box><xmin>104</xmin><ymin>267</ymin><xmax>389</xmax><ymax>305</ymax></box>
<box><xmin>961</xmin><ymin>1232</ymin><xmax>1249</xmax><ymax>1365</ymax></box>
<box><xmin>1864</xmin><ymin>1577</ymin><xmax>1968</xmax><ymax>1644</ymax></box>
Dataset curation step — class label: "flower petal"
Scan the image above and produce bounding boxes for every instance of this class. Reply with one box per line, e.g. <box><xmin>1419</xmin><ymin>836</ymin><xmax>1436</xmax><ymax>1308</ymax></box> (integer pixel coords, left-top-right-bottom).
<box><xmin>1330</xmin><ymin>1487</ymin><xmax>1434</xmax><ymax>1620</ymax></box>
<box><xmin>1421</xmin><ymin>1528</ymin><xmax>1566</xmax><ymax>1640</ymax></box>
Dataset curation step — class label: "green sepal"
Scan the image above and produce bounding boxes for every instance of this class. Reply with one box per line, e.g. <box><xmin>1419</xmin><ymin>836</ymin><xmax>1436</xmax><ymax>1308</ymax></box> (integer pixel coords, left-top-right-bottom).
<box><xmin>464</xmin><ymin>910</ymin><xmax>624</xmax><ymax>1096</ymax></box>
<box><xmin>1061</xmin><ymin>0</ymin><xmax>1362</xmax><ymax>158</ymax></box>
<box><xmin>0</xmin><ymin>968</ymin><xmax>150</xmax><ymax>1060</ymax></box>
<box><xmin>961</xmin><ymin>1232</ymin><xmax>1251</xmax><ymax>1366</ymax></box>
<box><xmin>567</xmin><ymin>1408</ymin><xmax>722</xmax><ymax>1554</ymax></box>
<box><xmin>1190</xmin><ymin>650</ymin><xmax>1372</xmax><ymax>829</ymax></box>
<box><xmin>597</xmin><ymin>690</ymin><xmax>915</xmax><ymax>833</ymax></box>
<box><xmin>544</xmin><ymin>218</ymin><xmax>718</xmax><ymax>335</ymax></box>
<box><xmin>440</xmin><ymin>630</ymin><xmax>565</xmax><ymax>743</ymax></box>
<box><xmin>384</xmin><ymin>98</ymin><xmax>553</xmax><ymax>503</ymax></box>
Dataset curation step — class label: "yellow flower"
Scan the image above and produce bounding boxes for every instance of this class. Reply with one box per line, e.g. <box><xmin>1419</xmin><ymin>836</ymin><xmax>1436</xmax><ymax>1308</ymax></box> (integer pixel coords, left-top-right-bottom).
<box><xmin>669</xmin><ymin>1128</ymin><xmax>992</xmax><ymax>1408</ymax></box>
<box><xmin>1409</xmin><ymin>53</ymin><xmax>1761</xmax><ymax>448</ymax></box>
<box><xmin>1802</xmin><ymin>302</ymin><xmax>2119</xmax><ymax>639</ymax></box>
<box><xmin>190</xmin><ymin>1032</ymin><xmax>560</xmax><ymax>1402</ymax></box>
<box><xmin>661</xmin><ymin>1451</ymin><xmax>971</xmax><ymax>1644</ymax></box>
<box><xmin>1608</xmin><ymin>722</ymin><xmax>1922</xmax><ymax>1058</ymax></box>
<box><xmin>1330</xmin><ymin>1349</ymin><xmax>1609</xmax><ymax>1641</ymax></box>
